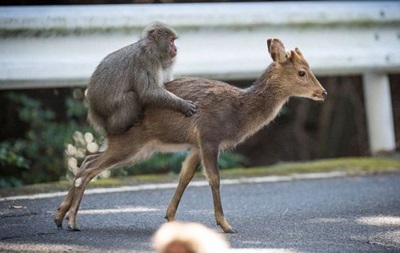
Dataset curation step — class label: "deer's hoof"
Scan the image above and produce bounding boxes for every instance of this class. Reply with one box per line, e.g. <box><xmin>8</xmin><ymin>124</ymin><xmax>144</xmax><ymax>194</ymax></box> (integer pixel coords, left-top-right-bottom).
<box><xmin>54</xmin><ymin>219</ymin><xmax>63</xmax><ymax>229</ymax></box>
<box><xmin>222</xmin><ymin>226</ymin><xmax>237</xmax><ymax>234</ymax></box>
<box><xmin>66</xmin><ymin>213</ymin><xmax>80</xmax><ymax>231</ymax></box>
<box><xmin>164</xmin><ymin>215</ymin><xmax>176</xmax><ymax>222</ymax></box>
<box><xmin>217</xmin><ymin>219</ymin><xmax>237</xmax><ymax>233</ymax></box>
<box><xmin>67</xmin><ymin>223</ymin><xmax>81</xmax><ymax>231</ymax></box>
<box><xmin>54</xmin><ymin>213</ymin><xmax>64</xmax><ymax>229</ymax></box>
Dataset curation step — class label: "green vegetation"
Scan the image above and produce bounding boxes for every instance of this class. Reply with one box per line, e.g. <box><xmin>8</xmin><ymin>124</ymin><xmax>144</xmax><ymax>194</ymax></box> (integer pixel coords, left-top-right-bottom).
<box><xmin>0</xmin><ymin>91</ymin><xmax>398</xmax><ymax>194</ymax></box>
<box><xmin>0</xmin><ymin>91</ymin><xmax>245</xmax><ymax>189</ymax></box>
<box><xmin>222</xmin><ymin>157</ymin><xmax>400</xmax><ymax>178</ymax></box>
<box><xmin>0</xmin><ymin>92</ymin><xmax>88</xmax><ymax>187</ymax></box>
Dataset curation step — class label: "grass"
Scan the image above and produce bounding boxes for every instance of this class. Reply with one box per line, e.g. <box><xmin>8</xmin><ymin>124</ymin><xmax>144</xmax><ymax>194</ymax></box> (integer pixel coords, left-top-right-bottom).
<box><xmin>1</xmin><ymin>157</ymin><xmax>399</xmax><ymax>198</ymax></box>
<box><xmin>222</xmin><ymin>157</ymin><xmax>400</xmax><ymax>177</ymax></box>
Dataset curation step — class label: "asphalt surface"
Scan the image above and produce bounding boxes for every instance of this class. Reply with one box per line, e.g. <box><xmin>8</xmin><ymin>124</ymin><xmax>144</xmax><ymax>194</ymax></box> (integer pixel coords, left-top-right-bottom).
<box><xmin>0</xmin><ymin>173</ymin><xmax>400</xmax><ymax>252</ymax></box>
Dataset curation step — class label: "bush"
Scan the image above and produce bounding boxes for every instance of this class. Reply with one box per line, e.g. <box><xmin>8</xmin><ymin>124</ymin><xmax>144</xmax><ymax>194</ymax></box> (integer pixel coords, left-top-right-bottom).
<box><xmin>116</xmin><ymin>152</ymin><xmax>246</xmax><ymax>176</ymax></box>
<box><xmin>0</xmin><ymin>91</ymin><xmax>91</xmax><ymax>186</ymax></box>
<box><xmin>0</xmin><ymin>90</ymin><xmax>246</xmax><ymax>188</ymax></box>
<box><xmin>0</xmin><ymin>142</ymin><xmax>28</xmax><ymax>188</ymax></box>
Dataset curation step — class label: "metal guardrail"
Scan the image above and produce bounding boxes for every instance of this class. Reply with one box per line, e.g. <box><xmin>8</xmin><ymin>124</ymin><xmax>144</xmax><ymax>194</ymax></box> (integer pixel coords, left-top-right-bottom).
<box><xmin>0</xmin><ymin>2</ymin><xmax>399</xmax><ymax>154</ymax></box>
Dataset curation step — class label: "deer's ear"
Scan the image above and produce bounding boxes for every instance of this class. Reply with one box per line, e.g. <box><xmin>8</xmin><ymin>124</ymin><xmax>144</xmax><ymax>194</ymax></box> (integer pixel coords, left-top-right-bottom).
<box><xmin>267</xmin><ymin>38</ymin><xmax>287</xmax><ymax>63</ymax></box>
<box><xmin>294</xmin><ymin>47</ymin><xmax>303</xmax><ymax>56</ymax></box>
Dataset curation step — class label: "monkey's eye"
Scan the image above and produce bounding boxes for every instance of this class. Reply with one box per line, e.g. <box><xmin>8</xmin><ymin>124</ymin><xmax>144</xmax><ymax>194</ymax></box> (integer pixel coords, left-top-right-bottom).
<box><xmin>298</xmin><ymin>71</ymin><xmax>306</xmax><ymax>77</ymax></box>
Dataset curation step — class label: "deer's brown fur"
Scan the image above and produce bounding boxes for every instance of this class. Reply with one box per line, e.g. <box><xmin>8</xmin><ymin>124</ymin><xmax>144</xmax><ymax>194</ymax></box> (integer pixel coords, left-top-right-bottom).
<box><xmin>54</xmin><ymin>38</ymin><xmax>326</xmax><ymax>233</ymax></box>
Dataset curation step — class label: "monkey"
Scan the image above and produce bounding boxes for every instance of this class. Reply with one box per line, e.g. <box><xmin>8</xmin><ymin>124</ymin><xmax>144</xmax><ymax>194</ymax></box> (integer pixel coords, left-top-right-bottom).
<box><xmin>152</xmin><ymin>222</ymin><xmax>230</xmax><ymax>253</ymax></box>
<box><xmin>86</xmin><ymin>21</ymin><xmax>197</xmax><ymax>135</ymax></box>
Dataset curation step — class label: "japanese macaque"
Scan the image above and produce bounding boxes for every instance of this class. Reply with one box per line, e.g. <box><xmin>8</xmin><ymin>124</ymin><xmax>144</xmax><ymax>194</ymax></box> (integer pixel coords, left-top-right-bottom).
<box><xmin>152</xmin><ymin>222</ymin><xmax>230</xmax><ymax>253</ymax></box>
<box><xmin>86</xmin><ymin>21</ymin><xmax>197</xmax><ymax>135</ymax></box>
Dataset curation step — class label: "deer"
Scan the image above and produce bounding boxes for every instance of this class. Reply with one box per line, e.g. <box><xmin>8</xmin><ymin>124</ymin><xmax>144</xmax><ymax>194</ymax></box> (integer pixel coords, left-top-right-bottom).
<box><xmin>54</xmin><ymin>38</ymin><xmax>327</xmax><ymax>234</ymax></box>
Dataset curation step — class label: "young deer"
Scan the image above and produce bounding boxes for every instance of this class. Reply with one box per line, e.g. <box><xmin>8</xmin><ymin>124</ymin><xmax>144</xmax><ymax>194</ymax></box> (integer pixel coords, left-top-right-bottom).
<box><xmin>54</xmin><ymin>38</ymin><xmax>327</xmax><ymax>233</ymax></box>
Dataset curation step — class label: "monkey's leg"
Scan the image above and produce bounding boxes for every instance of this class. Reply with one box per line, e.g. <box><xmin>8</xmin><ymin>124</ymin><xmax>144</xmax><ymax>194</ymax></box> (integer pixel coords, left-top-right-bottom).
<box><xmin>106</xmin><ymin>91</ymin><xmax>142</xmax><ymax>134</ymax></box>
<box><xmin>54</xmin><ymin>153</ymin><xmax>101</xmax><ymax>229</ymax></box>
<box><xmin>165</xmin><ymin>148</ymin><xmax>200</xmax><ymax>221</ymax></box>
<box><xmin>200</xmin><ymin>142</ymin><xmax>237</xmax><ymax>234</ymax></box>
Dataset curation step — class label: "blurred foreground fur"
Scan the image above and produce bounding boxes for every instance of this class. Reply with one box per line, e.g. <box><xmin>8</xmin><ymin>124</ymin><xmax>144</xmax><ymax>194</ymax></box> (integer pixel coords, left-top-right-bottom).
<box><xmin>153</xmin><ymin>222</ymin><xmax>230</xmax><ymax>253</ymax></box>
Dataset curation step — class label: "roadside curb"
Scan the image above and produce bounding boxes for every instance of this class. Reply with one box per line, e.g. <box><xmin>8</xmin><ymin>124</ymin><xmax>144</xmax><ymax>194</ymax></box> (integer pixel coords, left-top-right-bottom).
<box><xmin>0</xmin><ymin>171</ymin><xmax>347</xmax><ymax>202</ymax></box>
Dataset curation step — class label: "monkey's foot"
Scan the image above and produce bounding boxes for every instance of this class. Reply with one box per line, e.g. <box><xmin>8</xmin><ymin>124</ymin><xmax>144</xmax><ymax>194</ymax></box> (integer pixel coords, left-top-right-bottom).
<box><xmin>132</xmin><ymin>113</ymin><xmax>145</xmax><ymax>127</ymax></box>
<box><xmin>132</xmin><ymin>120</ymin><xmax>142</xmax><ymax>127</ymax></box>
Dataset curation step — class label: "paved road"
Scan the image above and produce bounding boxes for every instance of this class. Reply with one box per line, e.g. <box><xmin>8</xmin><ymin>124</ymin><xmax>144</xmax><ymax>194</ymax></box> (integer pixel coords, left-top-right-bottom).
<box><xmin>0</xmin><ymin>174</ymin><xmax>400</xmax><ymax>252</ymax></box>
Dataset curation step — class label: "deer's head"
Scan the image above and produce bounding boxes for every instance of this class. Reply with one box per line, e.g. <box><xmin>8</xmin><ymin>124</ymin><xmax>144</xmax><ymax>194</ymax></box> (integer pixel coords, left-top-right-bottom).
<box><xmin>267</xmin><ymin>38</ymin><xmax>327</xmax><ymax>101</ymax></box>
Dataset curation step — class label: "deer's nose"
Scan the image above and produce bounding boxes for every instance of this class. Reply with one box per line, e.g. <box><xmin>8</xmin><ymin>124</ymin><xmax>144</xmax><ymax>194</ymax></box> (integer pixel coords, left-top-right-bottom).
<box><xmin>322</xmin><ymin>90</ymin><xmax>328</xmax><ymax>99</ymax></box>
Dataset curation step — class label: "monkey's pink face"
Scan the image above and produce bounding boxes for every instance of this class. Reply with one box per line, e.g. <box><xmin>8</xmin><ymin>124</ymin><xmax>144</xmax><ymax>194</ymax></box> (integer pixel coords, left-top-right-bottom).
<box><xmin>169</xmin><ymin>36</ymin><xmax>177</xmax><ymax>58</ymax></box>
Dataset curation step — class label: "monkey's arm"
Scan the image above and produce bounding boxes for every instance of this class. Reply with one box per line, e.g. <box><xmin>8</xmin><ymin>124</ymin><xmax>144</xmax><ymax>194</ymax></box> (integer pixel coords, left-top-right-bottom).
<box><xmin>139</xmin><ymin>74</ymin><xmax>197</xmax><ymax>116</ymax></box>
<box><xmin>144</xmin><ymin>87</ymin><xmax>197</xmax><ymax>117</ymax></box>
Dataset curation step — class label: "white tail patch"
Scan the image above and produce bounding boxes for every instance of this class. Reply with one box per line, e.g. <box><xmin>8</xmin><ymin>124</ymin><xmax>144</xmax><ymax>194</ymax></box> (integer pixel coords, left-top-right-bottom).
<box><xmin>75</xmin><ymin>177</ymin><xmax>82</xmax><ymax>187</ymax></box>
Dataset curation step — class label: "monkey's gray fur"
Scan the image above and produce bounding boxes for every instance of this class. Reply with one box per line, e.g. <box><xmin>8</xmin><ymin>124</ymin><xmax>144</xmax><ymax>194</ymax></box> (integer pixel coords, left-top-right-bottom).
<box><xmin>86</xmin><ymin>21</ymin><xmax>197</xmax><ymax>135</ymax></box>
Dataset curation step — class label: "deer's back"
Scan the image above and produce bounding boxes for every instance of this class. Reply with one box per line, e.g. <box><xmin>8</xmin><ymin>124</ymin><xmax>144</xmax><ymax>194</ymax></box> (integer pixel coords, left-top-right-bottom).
<box><xmin>137</xmin><ymin>77</ymin><xmax>244</xmax><ymax>146</ymax></box>
<box><xmin>166</xmin><ymin>77</ymin><xmax>241</xmax><ymax>102</ymax></box>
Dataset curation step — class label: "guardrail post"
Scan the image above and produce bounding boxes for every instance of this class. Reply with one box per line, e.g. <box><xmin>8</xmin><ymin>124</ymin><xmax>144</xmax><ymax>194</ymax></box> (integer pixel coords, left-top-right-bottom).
<box><xmin>362</xmin><ymin>73</ymin><xmax>396</xmax><ymax>154</ymax></box>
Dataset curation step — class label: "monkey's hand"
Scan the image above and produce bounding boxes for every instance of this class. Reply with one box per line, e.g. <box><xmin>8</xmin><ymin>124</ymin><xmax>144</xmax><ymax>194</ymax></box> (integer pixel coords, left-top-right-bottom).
<box><xmin>180</xmin><ymin>100</ymin><xmax>197</xmax><ymax>117</ymax></box>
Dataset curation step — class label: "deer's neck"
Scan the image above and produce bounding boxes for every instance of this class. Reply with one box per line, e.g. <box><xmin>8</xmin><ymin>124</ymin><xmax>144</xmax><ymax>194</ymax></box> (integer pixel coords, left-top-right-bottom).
<box><xmin>238</xmin><ymin>68</ymin><xmax>289</xmax><ymax>140</ymax></box>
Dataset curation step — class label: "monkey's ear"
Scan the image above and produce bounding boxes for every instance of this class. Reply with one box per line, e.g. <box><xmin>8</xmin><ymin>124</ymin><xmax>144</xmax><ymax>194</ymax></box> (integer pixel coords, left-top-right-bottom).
<box><xmin>267</xmin><ymin>38</ymin><xmax>287</xmax><ymax>63</ymax></box>
<box><xmin>148</xmin><ymin>29</ymin><xmax>158</xmax><ymax>41</ymax></box>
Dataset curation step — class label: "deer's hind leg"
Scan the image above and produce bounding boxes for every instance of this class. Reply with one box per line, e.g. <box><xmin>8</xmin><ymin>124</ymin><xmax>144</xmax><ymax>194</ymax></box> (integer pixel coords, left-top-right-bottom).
<box><xmin>54</xmin><ymin>153</ymin><xmax>101</xmax><ymax>229</ymax></box>
<box><xmin>165</xmin><ymin>148</ymin><xmax>200</xmax><ymax>221</ymax></box>
<box><xmin>62</xmin><ymin>142</ymin><xmax>154</xmax><ymax>231</ymax></box>
<box><xmin>64</xmin><ymin>151</ymin><xmax>133</xmax><ymax>231</ymax></box>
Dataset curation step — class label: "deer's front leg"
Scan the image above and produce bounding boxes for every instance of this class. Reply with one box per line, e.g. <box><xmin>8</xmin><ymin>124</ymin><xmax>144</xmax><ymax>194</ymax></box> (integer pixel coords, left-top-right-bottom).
<box><xmin>165</xmin><ymin>148</ymin><xmax>200</xmax><ymax>221</ymax></box>
<box><xmin>201</xmin><ymin>143</ymin><xmax>237</xmax><ymax>234</ymax></box>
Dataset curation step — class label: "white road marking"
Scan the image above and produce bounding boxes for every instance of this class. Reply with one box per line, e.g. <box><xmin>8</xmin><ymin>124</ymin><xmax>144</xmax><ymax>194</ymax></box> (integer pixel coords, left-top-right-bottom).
<box><xmin>79</xmin><ymin>206</ymin><xmax>159</xmax><ymax>214</ymax></box>
<box><xmin>0</xmin><ymin>171</ymin><xmax>347</xmax><ymax>202</ymax></box>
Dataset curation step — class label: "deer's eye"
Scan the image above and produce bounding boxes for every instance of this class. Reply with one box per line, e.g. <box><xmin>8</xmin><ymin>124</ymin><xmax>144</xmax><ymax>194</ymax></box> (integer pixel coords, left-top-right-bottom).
<box><xmin>298</xmin><ymin>71</ymin><xmax>306</xmax><ymax>77</ymax></box>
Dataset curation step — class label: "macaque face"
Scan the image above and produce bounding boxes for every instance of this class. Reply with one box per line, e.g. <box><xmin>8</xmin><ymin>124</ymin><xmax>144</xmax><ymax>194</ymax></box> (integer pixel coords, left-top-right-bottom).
<box><xmin>169</xmin><ymin>36</ymin><xmax>177</xmax><ymax>58</ymax></box>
